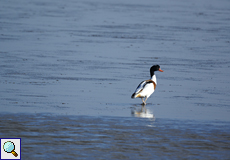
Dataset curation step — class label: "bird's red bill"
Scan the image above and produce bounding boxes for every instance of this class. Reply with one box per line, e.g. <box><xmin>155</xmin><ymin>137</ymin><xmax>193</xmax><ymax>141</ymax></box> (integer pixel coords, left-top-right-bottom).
<box><xmin>159</xmin><ymin>68</ymin><xmax>164</xmax><ymax>72</ymax></box>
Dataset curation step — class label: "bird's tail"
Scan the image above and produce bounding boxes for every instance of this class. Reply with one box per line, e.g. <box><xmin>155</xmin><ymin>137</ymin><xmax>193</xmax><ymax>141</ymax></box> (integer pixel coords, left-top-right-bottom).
<box><xmin>131</xmin><ymin>93</ymin><xmax>141</xmax><ymax>98</ymax></box>
<box><xmin>131</xmin><ymin>93</ymin><xmax>142</xmax><ymax>98</ymax></box>
<box><xmin>131</xmin><ymin>93</ymin><xmax>136</xmax><ymax>99</ymax></box>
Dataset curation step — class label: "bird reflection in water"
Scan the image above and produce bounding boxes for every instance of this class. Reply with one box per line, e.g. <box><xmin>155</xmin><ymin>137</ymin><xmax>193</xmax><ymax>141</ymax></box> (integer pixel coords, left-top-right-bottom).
<box><xmin>131</xmin><ymin>104</ymin><xmax>155</xmax><ymax>119</ymax></box>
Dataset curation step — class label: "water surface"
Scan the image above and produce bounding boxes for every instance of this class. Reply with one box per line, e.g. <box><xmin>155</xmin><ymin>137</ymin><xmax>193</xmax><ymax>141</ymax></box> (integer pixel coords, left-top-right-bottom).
<box><xmin>1</xmin><ymin>113</ymin><xmax>230</xmax><ymax>159</ymax></box>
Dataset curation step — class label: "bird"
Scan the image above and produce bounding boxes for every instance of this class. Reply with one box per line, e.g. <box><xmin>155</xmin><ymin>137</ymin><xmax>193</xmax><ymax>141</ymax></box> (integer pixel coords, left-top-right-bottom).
<box><xmin>131</xmin><ymin>65</ymin><xmax>163</xmax><ymax>105</ymax></box>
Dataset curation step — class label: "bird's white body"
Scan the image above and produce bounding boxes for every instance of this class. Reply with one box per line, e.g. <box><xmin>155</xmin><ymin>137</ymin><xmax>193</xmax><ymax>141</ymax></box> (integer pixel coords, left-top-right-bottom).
<box><xmin>139</xmin><ymin>82</ymin><xmax>154</xmax><ymax>98</ymax></box>
<box><xmin>132</xmin><ymin>75</ymin><xmax>157</xmax><ymax>105</ymax></box>
<box><xmin>137</xmin><ymin>75</ymin><xmax>156</xmax><ymax>98</ymax></box>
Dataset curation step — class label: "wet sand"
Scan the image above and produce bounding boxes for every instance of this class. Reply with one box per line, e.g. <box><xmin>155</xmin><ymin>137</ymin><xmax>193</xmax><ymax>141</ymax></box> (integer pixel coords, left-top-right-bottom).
<box><xmin>0</xmin><ymin>0</ymin><xmax>230</xmax><ymax>159</ymax></box>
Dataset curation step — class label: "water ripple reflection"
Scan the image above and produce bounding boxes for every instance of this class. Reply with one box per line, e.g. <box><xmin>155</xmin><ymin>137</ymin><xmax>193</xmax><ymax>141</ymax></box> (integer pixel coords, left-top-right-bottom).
<box><xmin>131</xmin><ymin>104</ymin><xmax>155</xmax><ymax>120</ymax></box>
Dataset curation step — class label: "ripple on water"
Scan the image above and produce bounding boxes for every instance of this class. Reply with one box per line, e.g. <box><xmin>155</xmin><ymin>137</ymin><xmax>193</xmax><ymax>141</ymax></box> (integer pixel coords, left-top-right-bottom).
<box><xmin>0</xmin><ymin>113</ymin><xmax>230</xmax><ymax>159</ymax></box>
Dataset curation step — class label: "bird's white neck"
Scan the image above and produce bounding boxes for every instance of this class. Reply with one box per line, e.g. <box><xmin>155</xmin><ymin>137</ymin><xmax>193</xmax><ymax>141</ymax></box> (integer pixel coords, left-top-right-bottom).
<box><xmin>151</xmin><ymin>75</ymin><xmax>157</xmax><ymax>85</ymax></box>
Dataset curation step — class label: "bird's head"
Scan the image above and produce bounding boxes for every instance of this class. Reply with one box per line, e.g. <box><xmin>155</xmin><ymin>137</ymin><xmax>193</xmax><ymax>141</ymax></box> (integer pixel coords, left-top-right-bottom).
<box><xmin>150</xmin><ymin>65</ymin><xmax>163</xmax><ymax>77</ymax></box>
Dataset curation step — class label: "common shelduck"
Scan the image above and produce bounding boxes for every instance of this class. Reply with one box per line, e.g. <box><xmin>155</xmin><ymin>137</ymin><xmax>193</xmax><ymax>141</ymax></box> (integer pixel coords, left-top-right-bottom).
<box><xmin>131</xmin><ymin>65</ymin><xmax>163</xmax><ymax>105</ymax></box>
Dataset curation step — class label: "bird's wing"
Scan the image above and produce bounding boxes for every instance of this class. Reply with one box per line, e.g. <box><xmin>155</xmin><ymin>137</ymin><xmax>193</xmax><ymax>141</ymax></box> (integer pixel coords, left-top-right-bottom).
<box><xmin>134</xmin><ymin>81</ymin><xmax>147</xmax><ymax>94</ymax></box>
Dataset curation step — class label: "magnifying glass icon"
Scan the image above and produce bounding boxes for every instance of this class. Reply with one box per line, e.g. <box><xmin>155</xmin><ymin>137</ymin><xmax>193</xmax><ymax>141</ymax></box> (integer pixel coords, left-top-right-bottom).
<box><xmin>3</xmin><ymin>141</ymin><xmax>18</xmax><ymax>157</ymax></box>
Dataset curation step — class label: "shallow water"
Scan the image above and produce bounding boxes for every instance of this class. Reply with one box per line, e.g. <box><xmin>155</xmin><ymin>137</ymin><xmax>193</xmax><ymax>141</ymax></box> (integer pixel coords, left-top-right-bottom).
<box><xmin>1</xmin><ymin>113</ymin><xmax>230</xmax><ymax>159</ymax></box>
<box><xmin>1</xmin><ymin>0</ymin><xmax>230</xmax><ymax>159</ymax></box>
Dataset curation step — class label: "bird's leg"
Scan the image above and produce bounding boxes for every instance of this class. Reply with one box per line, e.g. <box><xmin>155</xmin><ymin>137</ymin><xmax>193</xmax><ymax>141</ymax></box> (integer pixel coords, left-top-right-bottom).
<box><xmin>141</xmin><ymin>98</ymin><xmax>145</xmax><ymax>105</ymax></box>
<box><xmin>141</xmin><ymin>98</ymin><xmax>144</xmax><ymax>103</ymax></box>
<box><xmin>144</xmin><ymin>97</ymin><xmax>148</xmax><ymax>105</ymax></box>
